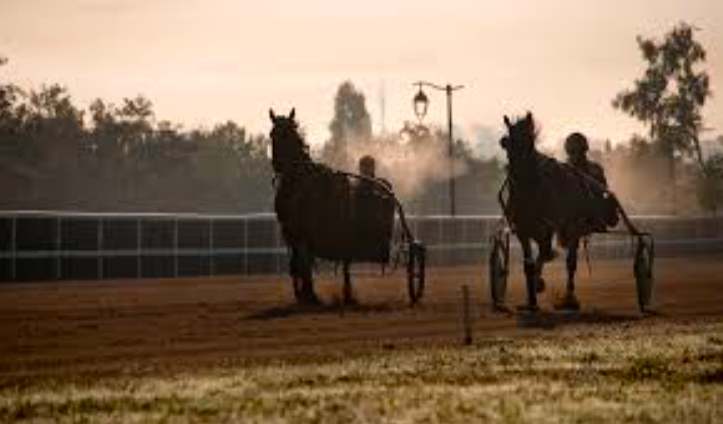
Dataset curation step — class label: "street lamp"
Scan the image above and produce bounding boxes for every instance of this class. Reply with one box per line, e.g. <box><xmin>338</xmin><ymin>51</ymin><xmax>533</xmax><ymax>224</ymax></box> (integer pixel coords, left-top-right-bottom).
<box><xmin>413</xmin><ymin>86</ymin><xmax>429</xmax><ymax>123</ymax></box>
<box><xmin>412</xmin><ymin>81</ymin><xmax>465</xmax><ymax>216</ymax></box>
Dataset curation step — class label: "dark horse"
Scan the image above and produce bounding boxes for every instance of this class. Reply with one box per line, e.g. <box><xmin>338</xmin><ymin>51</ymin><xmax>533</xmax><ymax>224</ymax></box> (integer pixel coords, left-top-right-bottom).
<box><xmin>269</xmin><ymin>108</ymin><xmax>404</xmax><ymax>305</ymax></box>
<box><xmin>499</xmin><ymin>112</ymin><xmax>621</xmax><ymax>311</ymax></box>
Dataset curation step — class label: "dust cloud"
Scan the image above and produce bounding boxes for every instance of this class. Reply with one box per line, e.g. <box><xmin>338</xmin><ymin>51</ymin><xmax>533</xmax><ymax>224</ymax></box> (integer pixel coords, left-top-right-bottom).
<box><xmin>331</xmin><ymin>129</ymin><xmax>469</xmax><ymax>200</ymax></box>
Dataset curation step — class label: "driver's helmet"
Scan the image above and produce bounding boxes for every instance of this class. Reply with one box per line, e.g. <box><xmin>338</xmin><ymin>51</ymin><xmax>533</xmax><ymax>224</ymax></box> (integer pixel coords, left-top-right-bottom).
<box><xmin>359</xmin><ymin>155</ymin><xmax>376</xmax><ymax>178</ymax></box>
<box><xmin>564</xmin><ymin>132</ymin><xmax>589</xmax><ymax>157</ymax></box>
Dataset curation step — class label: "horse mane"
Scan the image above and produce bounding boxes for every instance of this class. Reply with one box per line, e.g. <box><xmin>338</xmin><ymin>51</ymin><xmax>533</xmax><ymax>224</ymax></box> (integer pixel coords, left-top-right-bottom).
<box><xmin>289</xmin><ymin>126</ymin><xmax>310</xmax><ymax>155</ymax></box>
<box><xmin>281</xmin><ymin>122</ymin><xmax>311</xmax><ymax>160</ymax></box>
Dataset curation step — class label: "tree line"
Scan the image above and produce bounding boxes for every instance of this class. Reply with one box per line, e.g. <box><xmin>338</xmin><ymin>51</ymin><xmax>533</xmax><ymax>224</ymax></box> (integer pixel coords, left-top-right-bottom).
<box><xmin>0</xmin><ymin>64</ymin><xmax>508</xmax><ymax>215</ymax></box>
<box><xmin>0</xmin><ymin>22</ymin><xmax>721</xmax><ymax>215</ymax></box>
<box><xmin>0</xmin><ymin>66</ymin><xmax>272</xmax><ymax>213</ymax></box>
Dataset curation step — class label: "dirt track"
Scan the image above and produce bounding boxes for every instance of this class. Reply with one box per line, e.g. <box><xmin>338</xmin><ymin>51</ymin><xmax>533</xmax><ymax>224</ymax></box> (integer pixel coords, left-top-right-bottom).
<box><xmin>0</xmin><ymin>257</ymin><xmax>721</xmax><ymax>383</ymax></box>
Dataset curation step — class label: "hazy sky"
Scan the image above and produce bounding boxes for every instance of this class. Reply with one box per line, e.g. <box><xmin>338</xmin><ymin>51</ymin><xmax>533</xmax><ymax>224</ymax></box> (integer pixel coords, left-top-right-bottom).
<box><xmin>2</xmin><ymin>0</ymin><xmax>722</xmax><ymax>151</ymax></box>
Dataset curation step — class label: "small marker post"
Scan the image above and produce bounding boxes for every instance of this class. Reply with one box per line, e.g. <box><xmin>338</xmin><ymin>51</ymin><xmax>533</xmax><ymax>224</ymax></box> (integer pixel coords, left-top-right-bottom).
<box><xmin>462</xmin><ymin>285</ymin><xmax>473</xmax><ymax>345</ymax></box>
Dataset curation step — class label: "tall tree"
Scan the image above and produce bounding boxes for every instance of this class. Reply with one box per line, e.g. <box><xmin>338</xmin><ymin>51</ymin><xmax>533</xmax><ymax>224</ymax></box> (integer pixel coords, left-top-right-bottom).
<box><xmin>613</xmin><ymin>23</ymin><xmax>712</xmax><ymax>213</ymax></box>
<box><xmin>23</xmin><ymin>84</ymin><xmax>86</xmax><ymax>172</ymax></box>
<box><xmin>0</xmin><ymin>56</ymin><xmax>24</xmax><ymax>144</ymax></box>
<box><xmin>324</xmin><ymin>81</ymin><xmax>372</xmax><ymax>168</ymax></box>
<box><xmin>0</xmin><ymin>56</ymin><xmax>14</xmax><ymax>125</ymax></box>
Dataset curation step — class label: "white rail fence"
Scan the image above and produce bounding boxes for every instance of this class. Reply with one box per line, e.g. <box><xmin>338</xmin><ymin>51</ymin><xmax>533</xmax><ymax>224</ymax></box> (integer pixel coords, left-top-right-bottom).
<box><xmin>0</xmin><ymin>211</ymin><xmax>721</xmax><ymax>281</ymax></box>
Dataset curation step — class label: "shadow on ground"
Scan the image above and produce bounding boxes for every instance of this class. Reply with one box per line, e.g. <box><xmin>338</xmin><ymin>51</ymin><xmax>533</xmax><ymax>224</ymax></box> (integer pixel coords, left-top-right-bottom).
<box><xmin>244</xmin><ymin>300</ymin><xmax>399</xmax><ymax>320</ymax></box>
<box><xmin>514</xmin><ymin>308</ymin><xmax>647</xmax><ymax>329</ymax></box>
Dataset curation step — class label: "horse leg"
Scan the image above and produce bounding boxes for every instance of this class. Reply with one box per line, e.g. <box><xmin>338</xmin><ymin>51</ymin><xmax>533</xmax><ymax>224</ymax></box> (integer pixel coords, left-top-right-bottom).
<box><xmin>298</xmin><ymin>245</ymin><xmax>319</xmax><ymax>304</ymax></box>
<box><xmin>535</xmin><ymin>233</ymin><xmax>557</xmax><ymax>293</ymax></box>
<box><xmin>534</xmin><ymin>255</ymin><xmax>546</xmax><ymax>293</ymax></box>
<box><xmin>521</xmin><ymin>238</ymin><xmax>539</xmax><ymax>311</ymax></box>
<box><xmin>342</xmin><ymin>261</ymin><xmax>356</xmax><ymax>305</ymax></box>
<box><xmin>555</xmin><ymin>238</ymin><xmax>581</xmax><ymax>311</ymax></box>
<box><xmin>534</xmin><ymin>233</ymin><xmax>556</xmax><ymax>293</ymax></box>
<box><xmin>289</xmin><ymin>247</ymin><xmax>303</xmax><ymax>303</ymax></box>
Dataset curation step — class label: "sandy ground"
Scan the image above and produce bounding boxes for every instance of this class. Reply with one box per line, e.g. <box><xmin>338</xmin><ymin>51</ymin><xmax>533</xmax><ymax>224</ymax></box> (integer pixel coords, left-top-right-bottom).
<box><xmin>0</xmin><ymin>257</ymin><xmax>721</xmax><ymax>384</ymax></box>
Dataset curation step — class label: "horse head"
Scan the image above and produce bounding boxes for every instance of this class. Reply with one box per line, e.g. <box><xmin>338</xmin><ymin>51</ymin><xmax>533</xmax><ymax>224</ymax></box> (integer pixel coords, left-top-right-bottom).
<box><xmin>269</xmin><ymin>108</ymin><xmax>311</xmax><ymax>175</ymax></box>
<box><xmin>500</xmin><ymin>112</ymin><xmax>538</xmax><ymax>169</ymax></box>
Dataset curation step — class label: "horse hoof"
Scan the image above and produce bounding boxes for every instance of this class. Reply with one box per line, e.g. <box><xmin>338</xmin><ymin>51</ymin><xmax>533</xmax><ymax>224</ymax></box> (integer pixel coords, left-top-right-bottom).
<box><xmin>492</xmin><ymin>303</ymin><xmax>510</xmax><ymax>313</ymax></box>
<box><xmin>301</xmin><ymin>293</ymin><xmax>321</xmax><ymax>306</ymax></box>
<box><xmin>492</xmin><ymin>303</ymin><xmax>512</xmax><ymax>313</ymax></box>
<box><xmin>640</xmin><ymin>306</ymin><xmax>659</xmax><ymax>316</ymax></box>
<box><xmin>554</xmin><ymin>295</ymin><xmax>580</xmax><ymax>312</ymax></box>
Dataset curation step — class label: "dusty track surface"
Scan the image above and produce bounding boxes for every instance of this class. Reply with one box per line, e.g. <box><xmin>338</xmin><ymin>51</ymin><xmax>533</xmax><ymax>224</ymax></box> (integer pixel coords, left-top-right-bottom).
<box><xmin>0</xmin><ymin>257</ymin><xmax>721</xmax><ymax>384</ymax></box>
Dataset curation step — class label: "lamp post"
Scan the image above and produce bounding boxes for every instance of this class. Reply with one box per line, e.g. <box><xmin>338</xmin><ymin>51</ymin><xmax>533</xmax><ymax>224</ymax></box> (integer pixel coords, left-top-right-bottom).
<box><xmin>412</xmin><ymin>81</ymin><xmax>464</xmax><ymax>216</ymax></box>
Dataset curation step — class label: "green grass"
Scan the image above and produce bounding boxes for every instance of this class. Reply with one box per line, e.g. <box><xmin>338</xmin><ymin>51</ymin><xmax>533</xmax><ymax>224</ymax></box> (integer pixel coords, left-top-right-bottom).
<box><xmin>2</xmin><ymin>322</ymin><xmax>722</xmax><ymax>423</ymax></box>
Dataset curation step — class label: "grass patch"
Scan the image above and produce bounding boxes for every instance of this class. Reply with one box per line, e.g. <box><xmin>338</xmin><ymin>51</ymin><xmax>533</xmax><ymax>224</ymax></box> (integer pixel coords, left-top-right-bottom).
<box><xmin>623</xmin><ymin>356</ymin><xmax>671</xmax><ymax>381</ymax></box>
<box><xmin>1</xmin><ymin>321</ymin><xmax>722</xmax><ymax>423</ymax></box>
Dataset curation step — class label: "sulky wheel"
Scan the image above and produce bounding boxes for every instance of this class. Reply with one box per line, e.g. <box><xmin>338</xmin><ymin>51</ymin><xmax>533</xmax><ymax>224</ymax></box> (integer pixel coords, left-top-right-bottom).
<box><xmin>633</xmin><ymin>235</ymin><xmax>655</xmax><ymax>313</ymax></box>
<box><xmin>407</xmin><ymin>240</ymin><xmax>426</xmax><ymax>306</ymax></box>
<box><xmin>488</xmin><ymin>231</ymin><xmax>510</xmax><ymax>310</ymax></box>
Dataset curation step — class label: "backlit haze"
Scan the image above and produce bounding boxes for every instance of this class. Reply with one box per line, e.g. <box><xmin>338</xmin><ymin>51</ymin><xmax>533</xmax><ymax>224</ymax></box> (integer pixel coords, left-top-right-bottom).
<box><xmin>2</xmin><ymin>0</ymin><xmax>722</xmax><ymax>154</ymax></box>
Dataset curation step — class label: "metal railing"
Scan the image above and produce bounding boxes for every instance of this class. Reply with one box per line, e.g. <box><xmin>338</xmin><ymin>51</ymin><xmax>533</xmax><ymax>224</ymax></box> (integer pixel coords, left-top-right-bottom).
<box><xmin>1</xmin><ymin>210</ymin><xmax>722</xmax><ymax>281</ymax></box>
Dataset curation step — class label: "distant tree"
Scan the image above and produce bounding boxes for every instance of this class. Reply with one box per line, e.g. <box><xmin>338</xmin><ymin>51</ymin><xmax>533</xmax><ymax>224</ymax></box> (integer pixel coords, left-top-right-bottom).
<box><xmin>117</xmin><ymin>96</ymin><xmax>155</xmax><ymax>158</ymax></box>
<box><xmin>23</xmin><ymin>84</ymin><xmax>85</xmax><ymax>168</ymax></box>
<box><xmin>0</xmin><ymin>56</ymin><xmax>24</xmax><ymax>144</ymax></box>
<box><xmin>0</xmin><ymin>56</ymin><xmax>14</xmax><ymax>123</ymax></box>
<box><xmin>697</xmin><ymin>155</ymin><xmax>723</xmax><ymax>215</ymax></box>
<box><xmin>88</xmin><ymin>98</ymin><xmax>122</xmax><ymax>161</ymax></box>
<box><xmin>697</xmin><ymin>136</ymin><xmax>723</xmax><ymax>215</ymax></box>
<box><xmin>187</xmin><ymin>122</ymin><xmax>272</xmax><ymax>212</ymax></box>
<box><xmin>0</xmin><ymin>57</ymin><xmax>276</xmax><ymax>213</ymax></box>
<box><xmin>323</xmin><ymin>81</ymin><xmax>372</xmax><ymax>168</ymax></box>
<box><xmin>613</xmin><ymin>23</ymin><xmax>712</xmax><ymax>213</ymax></box>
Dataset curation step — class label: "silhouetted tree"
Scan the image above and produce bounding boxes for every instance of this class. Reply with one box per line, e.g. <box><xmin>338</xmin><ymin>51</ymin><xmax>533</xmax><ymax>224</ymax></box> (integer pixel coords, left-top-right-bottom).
<box><xmin>0</xmin><ymin>55</ymin><xmax>273</xmax><ymax>213</ymax></box>
<box><xmin>613</xmin><ymin>23</ymin><xmax>712</xmax><ymax>213</ymax></box>
<box><xmin>323</xmin><ymin>81</ymin><xmax>372</xmax><ymax>168</ymax></box>
<box><xmin>0</xmin><ymin>57</ymin><xmax>25</xmax><ymax>148</ymax></box>
<box><xmin>0</xmin><ymin>56</ymin><xmax>17</xmax><ymax>128</ymax></box>
<box><xmin>697</xmin><ymin>136</ymin><xmax>723</xmax><ymax>215</ymax></box>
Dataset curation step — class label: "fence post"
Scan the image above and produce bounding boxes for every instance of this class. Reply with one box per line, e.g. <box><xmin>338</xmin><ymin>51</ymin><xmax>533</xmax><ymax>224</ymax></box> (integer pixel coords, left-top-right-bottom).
<box><xmin>56</xmin><ymin>217</ymin><xmax>62</xmax><ymax>280</ymax></box>
<box><xmin>136</xmin><ymin>218</ymin><xmax>141</xmax><ymax>279</ymax></box>
<box><xmin>462</xmin><ymin>285</ymin><xmax>473</xmax><ymax>345</ymax></box>
<box><xmin>97</xmin><ymin>218</ymin><xmax>104</xmax><ymax>279</ymax></box>
<box><xmin>209</xmin><ymin>219</ymin><xmax>215</xmax><ymax>277</ymax></box>
<box><xmin>243</xmin><ymin>218</ymin><xmax>248</xmax><ymax>276</ymax></box>
<box><xmin>437</xmin><ymin>218</ymin><xmax>443</xmax><ymax>266</ymax></box>
<box><xmin>173</xmin><ymin>218</ymin><xmax>179</xmax><ymax>279</ymax></box>
<box><xmin>10</xmin><ymin>217</ymin><xmax>16</xmax><ymax>281</ymax></box>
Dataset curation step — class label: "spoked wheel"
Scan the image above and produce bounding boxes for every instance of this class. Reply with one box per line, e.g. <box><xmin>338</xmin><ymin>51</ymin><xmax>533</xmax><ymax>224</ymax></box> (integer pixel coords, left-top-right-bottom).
<box><xmin>488</xmin><ymin>230</ymin><xmax>510</xmax><ymax>311</ymax></box>
<box><xmin>634</xmin><ymin>234</ymin><xmax>655</xmax><ymax>313</ymax></box>
<box><xmin>407</xmin><ymin>240</ymin><xmax>426</xmax><ymax>306</ymax></box>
